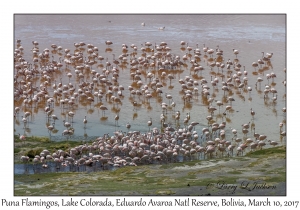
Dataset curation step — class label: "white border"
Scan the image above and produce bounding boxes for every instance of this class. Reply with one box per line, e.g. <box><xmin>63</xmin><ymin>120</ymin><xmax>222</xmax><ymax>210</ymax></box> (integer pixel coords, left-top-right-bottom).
<box><xmin>2</xmin><ymin>1</ymin><xmax>298</xmax><ymax>210</ymax></box>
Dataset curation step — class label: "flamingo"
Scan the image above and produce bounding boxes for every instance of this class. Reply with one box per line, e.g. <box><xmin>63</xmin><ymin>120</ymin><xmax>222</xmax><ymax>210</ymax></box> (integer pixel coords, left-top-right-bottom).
<box><xmin>105</xmin><ymin>40</ymin><xmax>113</xmax><ymax>46</ymax></box>
<box><xmin>237</xmin><ymin>143</ymin><xmax>247</xmax><ymax>156</ymax></box>
<box><xmin>24</xmin><ymin>111</ymin><xmax>31</xmax><ymax>120</ymax></box>
<box><xmin>180</xmin><ymin>41</ymin><xmax>186</xmax><ymax>47</ymax></box>
<box><xmin>257</xmin><ymin>140</ymin><xmax>266</xmax><ymax>150</ymax></box>
<box><xmin>250</xmin><ymin>108</ymin><xmax>255</xmax><ymax>120</ymax></box>
<box><xmin>272</xmin><ymin>94</ymin><xmax>277</xmax><ymax>103</ymax></box>
<box><xmin>126</xmin><ymin>122</ymin><xmax>131</xmax><ymax>131</ymax></box>
<box><xmin>280</xmin><ymin>131</ymin><xmax>286</xmax><ymax>140</ymax></box>
<box><xmin>167</xmin><ymin>74</ymin><xmax>174</xmax><ymax>85</ymax></box>
<box><xmin>62</xmin><ymin>129</ymin><xmax>73</xmax><ymax>140</ymax></box>
<box><xmin>18</xmin><ymin>133</ymin><xmax>26</xmax><ymax>145</ymax></box>
<box><xmin>282</xmin><ymin>107</ymin><xmax>286</xmax><ymax>118</ymax></box>
<box><xmin>68</xmin><ymin>111</ymin><xmax>75</xmax><ymax>123</ymax></box>
<box><xmin>279</xmin><ymin>122</ymin><xmax>283</xmax><ymax>132</ymax></box>
<box><xmin>147</xmin><ymin>118</ymin><xmax>152</xmax><ymax>131</ymax></box>
<box><xmin>216</xmin><ymin>100</ymin><xmax>223</xmax><ymax>112</ymax></box>
<box><xmin>268</xmin><ymin>140</ymin><xmax>278</xmax><ymax>147</ymax></box>
<box><xmin>256</xmin><ymin>77</ymin><xmax>263</xmax><ymax>88</ymax></box>
<box><xmin>228</xmin><ymin>96</ymin><xmax>235</xmax><ymax>106</ymax></box>
<box><xmin>21</xmin><ymin>116</ymin><xmax>27</xmax><ymax>128</ymax></box>
<box><xmin>227</xmin><ymin>145</ymin><xmax>235</xmax><ymax>156</ymax></box>
<box><xmin>246</xmin><ymin>138</ymin><xmax>253</xmax><ymax>144</ymax></box>
<box><xmin>100</xmin><ymin>105</ymin><xmax>108</xmax><ymax>116</ymax></box>
<box><xmin>15</xmin><ymin>107</ymin><xmax>20</xmax><ymax>116</ymax></box>
<box><xmin>114</xmin><ymin>114</ymin><xmax>119</xmax><ymax>129</ymax></box>
<box><xmin>20</xmin><ymin>156</ymin><xmax>30</xmax><ymax>171</ymax></box>
<box><xmin>165</xmin><ymin>93</ymin><xmax>173</xmax><ymax>105</ymax></box>
<box><xmin>233</xmin><ymin>49</ymin><xmax>239</xmax><ymax>58</ymax></box>
<box><xmin>47</xmin><ymin>123</ymin><xmax>55</xmax><ymax>141</ymax></box>
<box><xmin>12</xmin><ymin>37</ymin><xmax>288</xmax><ymax>170</ymax></box>
<box><xmin>231</xmin><ymin>128</ymin><xmax>237</xmax><ymax>139</ymax></box>
<box><xmin>247</xmin><ymin>86</ymin><xmax>252</xmax><ymax>96</ymax></box>
<box><xmin>63</xmin><ymin>120</ymin><xmax>71</xmax><ymax>129</ymax></box>
<box><xmin>52</xmin><ymin>115</ymin><xmax>59</xmax><ymax>123</ymax></box>
<box><xmin>252</xmin><ymin>62</ymin><xmax>258</xmax><ymax>71</ymax></box>
<box><xmin>83</xmin><ymin>116</ymin><xmax>87</xmax><ymax>128</ymax></box>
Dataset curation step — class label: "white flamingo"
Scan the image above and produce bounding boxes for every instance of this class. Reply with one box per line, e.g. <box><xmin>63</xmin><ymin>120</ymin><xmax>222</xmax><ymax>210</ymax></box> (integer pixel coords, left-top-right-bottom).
<box><xmin>83</xmin><ymin>116</ymin><xmax>87</xmax><ymax>128</ymax></box>
<box><xmin>233</xmin><ymin>49</ymin><xmax>239</xmax><ymax>58</ymax></box>
<box><xmin>147</xmin><ymin>118</ymin><xmax>152</xmax><ymax>131</ymax></box>
<box><xmin>18</xmin><ymin>133</ymin><xmax>26</xmax><ymax>145</ymax></box>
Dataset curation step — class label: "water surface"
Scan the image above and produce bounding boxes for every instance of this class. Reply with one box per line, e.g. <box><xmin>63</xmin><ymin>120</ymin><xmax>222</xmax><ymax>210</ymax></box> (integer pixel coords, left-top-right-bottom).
<box><xmin>14</xmin><ymin>14</ymin><xmax>286</xmax><ymax>143</ymax></box>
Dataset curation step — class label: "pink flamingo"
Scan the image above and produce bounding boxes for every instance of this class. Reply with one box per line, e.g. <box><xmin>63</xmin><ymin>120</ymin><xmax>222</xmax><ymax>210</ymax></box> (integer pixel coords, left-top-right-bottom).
<box><xmin>18</xmin><ymin>133</ymin><xmax>26</xmax><ymax>145</ymax></box>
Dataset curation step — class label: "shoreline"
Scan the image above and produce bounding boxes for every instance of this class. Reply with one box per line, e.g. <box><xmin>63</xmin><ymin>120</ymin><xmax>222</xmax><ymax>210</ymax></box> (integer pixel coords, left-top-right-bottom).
<box><xmin>14</xmin><ymin>141</ymin><xmax>286</xmax><ymax>196</ymax></box>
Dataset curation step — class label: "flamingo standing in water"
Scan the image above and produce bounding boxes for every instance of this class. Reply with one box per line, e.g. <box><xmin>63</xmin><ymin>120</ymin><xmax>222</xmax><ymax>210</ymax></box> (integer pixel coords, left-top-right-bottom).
<box><xmin>126</xmin><ymin>122</ymin><xmax>131</xmax><ymax>131</ymax></box>
<box><xmin>250</xmin><ymin>108</ymin><xmax>255</xmax><ymax>120</ymax></box>
<box><xmin>47</xmin><ymin>123</ymin><xmax>55</xmax><ymax>141</ymax></box>
<box><xmin>114</xmin><ymin>114</ymin><xmax>119</xmax><ymax>129</ymax></box>
<box><xmin>15</xmin><ymin>107</ymin><xmax>20</xmax><ymax>116</ymax></box>
<box><xmin>105</xmin><ymin>40</ymin><xmax>113</xmax><ymax>46</ymax></box>
<box><xmin>233</xmin><ymin>49</ymin><xmax>239</xmax><ymax>58</ymax></box>
<box><xmin>68</xmin><ymin>111</ymin><xmax>75</xmax><ymax>123</ymax></box>
<box><xmin>147</xmin><ymin>118</ymin><xmax>152</xmax><ymax>131</ymax></box>
<box><xmin>83</xmin><ymin>116</ymin><xmax>87</xmax><ymax>128</ymax></box>
<box><xmin>268</xmin><ymin>140</ymin><xmax>278</xmax><ymax>147</ymax></box>
<box><xmin>100</xmin><ymin>105</ymin><xmax>108</xmax><ymax>116</ymax></box>
<box><xmin>21</xmin><ymin>116</ymin><xmax>27</xmax><ymax>128</ymax></box>
<box><xmin>20</xmin><ymin>156</ymin><xmax>30</xmax><ymax>171</ymax></box>
<box><xmin>52</xmin><ymin>115</ymin><xmax>59</xmax><ymax>124</ymax></box>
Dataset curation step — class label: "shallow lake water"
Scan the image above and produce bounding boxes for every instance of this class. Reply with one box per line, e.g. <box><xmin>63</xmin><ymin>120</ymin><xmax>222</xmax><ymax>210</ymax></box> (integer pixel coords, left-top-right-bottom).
<box><xmin>14</xmin><ymin>14</ymin><xmax>286</xmax><ymax>145</ymax></box>
<box><xmin>15</xmin><ymin>155</ymin><xmax>189</xmax><ymax>175</ymax></box>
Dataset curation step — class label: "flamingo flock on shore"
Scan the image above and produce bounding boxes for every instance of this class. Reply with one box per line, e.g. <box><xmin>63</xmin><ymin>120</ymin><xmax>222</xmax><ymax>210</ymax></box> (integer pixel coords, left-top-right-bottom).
<box><xmin>14</xmin><ymin>37</ymin><xmax>286</xmax><ymax>172</ymax></box>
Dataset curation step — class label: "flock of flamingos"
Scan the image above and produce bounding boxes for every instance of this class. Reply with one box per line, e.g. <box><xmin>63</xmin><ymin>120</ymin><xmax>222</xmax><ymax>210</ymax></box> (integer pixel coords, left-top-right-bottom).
<box><xmin>14</xmin><ymin>36</ymin><xmax>286</xmax><ymax>173</ymax></box>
